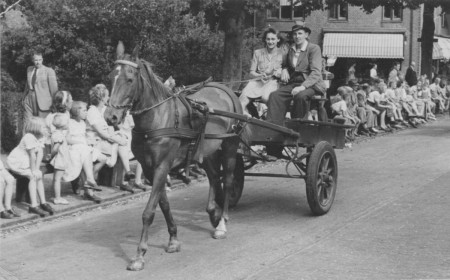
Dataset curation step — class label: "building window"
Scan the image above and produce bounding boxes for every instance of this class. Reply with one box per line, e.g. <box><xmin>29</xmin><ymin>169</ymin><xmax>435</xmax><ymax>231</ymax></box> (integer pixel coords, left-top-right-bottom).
<box><xmin>383</xmin><ymin>5</ymin><xmax>402</xmax><ymax>21</ymax></box>
<box><xmin>328</xmin><ymin>3</ymin><xmax>348</xmax><ymax>21</ymax></box>
<box><xmin>267</xmin><ymin>0</ymin><xmax>305</xmax><ymax>20</ymax></box>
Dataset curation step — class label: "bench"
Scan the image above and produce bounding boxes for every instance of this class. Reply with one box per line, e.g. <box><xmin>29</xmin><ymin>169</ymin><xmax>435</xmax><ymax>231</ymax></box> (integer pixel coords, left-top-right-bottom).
<box><xmin>11</xmin><ymin>162</ymin><xmax>54</xmax><ymax>204</ymax></box>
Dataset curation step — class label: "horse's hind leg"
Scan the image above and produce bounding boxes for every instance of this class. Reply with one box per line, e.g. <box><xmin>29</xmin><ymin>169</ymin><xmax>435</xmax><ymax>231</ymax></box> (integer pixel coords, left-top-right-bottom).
<box><xmin>159</xmin><ymin>189</ymin><xmax>181</xmax><ymax>253</ymax></box>
<box><xmin>127</xmin><ymin>166</ymin><xmax>171</xmax><ymax>271</ymax></box>
<box><xmin>202</xmin><ymin>152</ymin><xmax>224</xmax><ymax>229</ymax></box>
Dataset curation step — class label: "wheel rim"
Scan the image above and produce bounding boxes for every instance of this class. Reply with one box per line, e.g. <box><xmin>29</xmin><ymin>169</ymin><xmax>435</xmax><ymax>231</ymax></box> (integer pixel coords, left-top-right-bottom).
<box><xmin>316</xmin><ymin>151</ymin><xmax>336</xmax><ymax>207</ymax></box>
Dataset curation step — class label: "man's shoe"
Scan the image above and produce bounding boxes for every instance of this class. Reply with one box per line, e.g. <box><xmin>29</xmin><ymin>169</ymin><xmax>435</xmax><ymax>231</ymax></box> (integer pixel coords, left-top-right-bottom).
<box><xmin>133</xmin><ymin>182</ymin><xmax>150</xmax><ymax>191</ymax></box>
<box><xmin>29</xmin><ymin>206</ymin><xmax>47</xmax><ymax>217</ymax></box>
<box><xmin>40</xmin><ymin>203</ymin><xmax>54</xmax><ymax>215</ymax></box>
<box><xmin>84</xmin><ymin>192</ymin><xmax>102</xmax><ymax>204</ymax></box>
<box><xmin>7</xmin><ymin>208</ymin><xmax>21</xmax><ymax>217</ymax></box>
<box><xmin>120</xmin><ymin>183</ymin><xmax>135</xmax><ymax>193</ymax></box>
<box><xmin>124</xmin><ymin>171</ymin><xmax>136</xmax><ymax>181</ymax></box>
<box><xmin>0</xmin><ymin>211</ymin><xmax>14</xmax><ymax>219</ymax></box>
<box><xmin>84</xmin><ymin>183</ymin><xmax>102</xmax><ymax>192</ymax></box>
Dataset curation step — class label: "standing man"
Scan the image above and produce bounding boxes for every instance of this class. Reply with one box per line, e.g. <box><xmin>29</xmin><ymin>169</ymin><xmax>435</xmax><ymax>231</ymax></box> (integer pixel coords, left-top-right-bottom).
<box><xmin>266</xmin><ymin>25</ymin><xmax>326</xmax><ymax>125</ymax></box>
<box><xmin>405</xmin><ymin>61</ymin><xmax>418</xmax><ymax>87</ymax></box>
<box><xmin>23</xmin><ymin>52</ymin><xmax>58</xmax><ymax>124</ymax></box>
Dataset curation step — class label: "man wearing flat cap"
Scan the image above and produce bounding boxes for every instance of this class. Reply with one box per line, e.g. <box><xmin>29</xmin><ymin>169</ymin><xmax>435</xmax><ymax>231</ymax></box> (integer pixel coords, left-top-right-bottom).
<box><xmin>266</xmin><ymin>25</ymin><xmax>327</xmax><ymax>125</ymax></box>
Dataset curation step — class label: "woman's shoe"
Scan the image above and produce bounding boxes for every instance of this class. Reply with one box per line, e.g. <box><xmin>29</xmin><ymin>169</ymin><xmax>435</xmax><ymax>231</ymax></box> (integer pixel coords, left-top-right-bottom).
<box><xmin>53</xmin><ymin>197</ymin><xmax>69</xmax><ymax>205</ymax></box>
<box><xmin>29</xmin><ymin>206</ymin><xmax>47</xmax><ymax>217</ymax></box>
<box><xmin>124</xmin><ymin>171</ymin><xmax>136</xmax><ymax>181</ymax></box>
<box><xmin>0</xmin><ymin>211</ymin><xmax>14</xmax><ymax>219</ymax></box>
<box><xmin>40</xmin><ymin>203</ymin><xmax>54</xmax><ymax>215</ymax></box>
<box><xmin>84</xmin><ymin>192</ymin><xmax>102</xmax><ymax>204</ymax></box>
<box><xmin>7</xmin><ymin>208</ymin><xmax>21</xmax><ymax>217</ymax></box>
<box><xmin>369</xmin><ymin>127</ymin><xmax>379</xmax><ymax>134</ymax></box>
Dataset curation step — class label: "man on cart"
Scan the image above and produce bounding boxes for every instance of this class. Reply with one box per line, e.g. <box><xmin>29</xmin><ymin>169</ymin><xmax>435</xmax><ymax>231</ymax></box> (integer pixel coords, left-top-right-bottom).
<box><xmin>266</xmin><ymin>24</ymin><xmax>327</xmax><ymax>125</ymax></box>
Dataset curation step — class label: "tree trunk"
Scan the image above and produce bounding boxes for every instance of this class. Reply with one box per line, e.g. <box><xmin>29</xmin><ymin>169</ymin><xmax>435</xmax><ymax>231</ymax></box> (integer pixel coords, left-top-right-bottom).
<box><xmin>420</xmin><ymin>3</ymin><xmax>435</xmax><ymax>80</ymax></box>
<box><xmin>221</xmin><ymin>0</ymin><xmax>246</xmax><ymax>90</ymax></box>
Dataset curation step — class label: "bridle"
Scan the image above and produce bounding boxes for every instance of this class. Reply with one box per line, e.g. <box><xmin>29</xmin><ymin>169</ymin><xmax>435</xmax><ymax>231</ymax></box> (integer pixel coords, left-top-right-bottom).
<box><xmin>107</xmin><ymin>59</ymin><xmax>175</xmax><ymax>116</ymax></box>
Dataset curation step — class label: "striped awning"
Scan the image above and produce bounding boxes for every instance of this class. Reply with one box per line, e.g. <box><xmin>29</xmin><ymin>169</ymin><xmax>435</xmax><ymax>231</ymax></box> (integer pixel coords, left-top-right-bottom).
<box><xmin>323</xmin><ymin>33</ymin><xmax>404</xmax><ymax>59</ymax></box>
<box><xmin>433</xmin><ymin>37</ymin><xmax>450</xmax><ymax>60</ymax></box>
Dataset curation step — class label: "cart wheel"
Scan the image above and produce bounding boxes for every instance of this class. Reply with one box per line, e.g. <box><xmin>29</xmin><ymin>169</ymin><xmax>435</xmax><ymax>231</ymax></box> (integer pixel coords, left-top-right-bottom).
<box><xmin>229</xmin><ymin>155</ymin><xmax>244</xmax><ymax>208</ymax></box>
<box><xmin>306</xmin><ymin>141</ymin><xmax>337</xmax><ymax>215</ymax></box>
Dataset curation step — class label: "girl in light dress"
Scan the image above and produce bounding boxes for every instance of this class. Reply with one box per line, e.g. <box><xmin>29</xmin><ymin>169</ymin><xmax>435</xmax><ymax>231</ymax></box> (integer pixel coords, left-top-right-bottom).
<box><xmin>0</xmin><ymin>159</ymin><xmax>20</xmax><ymax>219</ymax></box>
<box><xmin>7</xmin><ymin>117</ymin><xmax>54</xmax><ymax>217</ymax></box>
<box><xmin>45</xmin><ymin>91</ymin><xmax>72</xmax><ymax>204</ymax></box>
<box><xmin>239</xmin><ymin>28</ymin><xmax>286</xmax><ymax>118</ymax></box>
<box><xmin>87</xmin><ymin>84</ymin><xmax>135</xmax><ymax>182</ymax></box>
<box><xmin>67</xmin><ymin>101</ymin><xmax>104</xmax><ymax>203</ymax></box>
<box><xmin>48</xmin><ymin>113</ymin><xmax>71</xmax><ymax>205</ymax></box>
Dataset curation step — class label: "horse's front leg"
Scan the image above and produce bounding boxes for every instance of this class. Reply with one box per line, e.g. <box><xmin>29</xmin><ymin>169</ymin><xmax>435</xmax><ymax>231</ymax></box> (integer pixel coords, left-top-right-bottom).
<box><xmin>127</xmin><ymin>164</ymin><xmax>172</xmax><ymax>271</ymax></box>
<box><xmin>214</xmin><ymin>140</ymin><xmax>239</xmax><ymax>239</ymax></box>
<box><xmin>159</xmin><ymin>189</ymin><xmax>181</xmax><ymax>253</ymax></box>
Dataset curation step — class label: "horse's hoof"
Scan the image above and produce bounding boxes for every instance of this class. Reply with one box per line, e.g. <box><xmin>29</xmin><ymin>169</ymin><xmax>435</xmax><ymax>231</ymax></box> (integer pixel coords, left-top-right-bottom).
<box><xmin>127</xmin><ymin>257</ymin><xmax>145</xmax><ymax>271</ymax></box>
<box><xmin>165</xmin><ymin>241</ymin><xmax>181</xmax><ymax>253</ymax></box>
<box><xmin>213</xmin><ymin>229</ymin><xmax>227</xmax><ymax>239</ymax></box>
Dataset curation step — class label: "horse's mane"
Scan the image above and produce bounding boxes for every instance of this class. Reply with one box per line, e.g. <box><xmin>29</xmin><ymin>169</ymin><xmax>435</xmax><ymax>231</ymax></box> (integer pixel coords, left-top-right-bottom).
<box><xmin>138</xmin><ymin>59</ymin><xmax>173</xmax><ymax>102</ymax></box>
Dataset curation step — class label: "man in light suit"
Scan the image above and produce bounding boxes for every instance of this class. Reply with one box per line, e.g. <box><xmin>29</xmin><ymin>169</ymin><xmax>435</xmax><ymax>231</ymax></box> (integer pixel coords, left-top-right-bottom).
<box><xmin>23</xmin><ymin>53</ymin><xmax>58</xmax><ymax>123</ymax></box>
<box><xmin>266</xmin><ymin>25</ymin><xmax>326</xmax><ymax>125</ymax></box>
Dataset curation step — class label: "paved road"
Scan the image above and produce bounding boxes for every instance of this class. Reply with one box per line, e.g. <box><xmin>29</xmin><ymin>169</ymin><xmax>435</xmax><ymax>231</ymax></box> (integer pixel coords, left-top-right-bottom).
<box><xmin>1</xmin><ymin>117</ymin><xmax>450</xmax><ymax>280</ymax></box>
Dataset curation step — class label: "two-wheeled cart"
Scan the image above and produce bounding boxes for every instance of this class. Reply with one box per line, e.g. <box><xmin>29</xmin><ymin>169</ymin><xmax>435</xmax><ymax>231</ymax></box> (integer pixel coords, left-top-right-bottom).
<box><xmin>206</xmin><ymin>108</ymin><xmax>352</xmax><ymax>215</ymax></box>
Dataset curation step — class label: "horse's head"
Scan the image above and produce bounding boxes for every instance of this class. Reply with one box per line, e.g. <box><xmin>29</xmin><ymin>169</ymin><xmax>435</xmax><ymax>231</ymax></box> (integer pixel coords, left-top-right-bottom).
<box><xmin>104</xmin><ymin>41</ymin><xmax>140</xmax><ymax>126</ymax></box>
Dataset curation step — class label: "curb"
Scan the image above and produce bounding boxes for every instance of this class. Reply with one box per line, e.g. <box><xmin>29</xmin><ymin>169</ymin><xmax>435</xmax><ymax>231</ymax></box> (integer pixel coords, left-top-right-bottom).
<box><xmin>0</xmin><ymin>177</ymin><xmax>204</xmax><ymax>234</ymax></box>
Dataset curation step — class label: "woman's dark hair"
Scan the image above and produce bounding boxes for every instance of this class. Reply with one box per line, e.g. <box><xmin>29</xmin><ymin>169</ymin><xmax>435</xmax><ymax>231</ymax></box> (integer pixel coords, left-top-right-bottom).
<box><xmin>262</xmin><ymin>27</ymin><xmax>284</xmax><ymax>47</ymax></box>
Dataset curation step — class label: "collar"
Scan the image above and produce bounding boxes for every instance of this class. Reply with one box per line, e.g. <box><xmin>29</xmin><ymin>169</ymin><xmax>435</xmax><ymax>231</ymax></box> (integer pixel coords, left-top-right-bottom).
<box><xmin>264</xmin><ymin>46</ymin><xmax>279</xmax><ymax>56</ymax></box>
<box><xmin>291</xmin><ymin>41</ymin><xmax>308</xmax><ymax>52</ymax></box>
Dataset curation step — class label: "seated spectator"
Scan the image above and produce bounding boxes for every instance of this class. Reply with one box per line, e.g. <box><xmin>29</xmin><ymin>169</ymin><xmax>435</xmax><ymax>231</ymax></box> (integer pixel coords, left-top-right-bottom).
<box><xmin>86</xmin><ymin>84</ymin><xmax>135</xmax><ymax>183</ymax></box>
<box><xmin>356</xmin><ymin>83</ymin><xmax>378</xmax><ymax>135</ymax></box>
<box><xmin>0</xmin><ymin>159</ymin><xmax>20</xmax><ymax>219</ymax></box>
<box><xmin>385</xmin><ymin>81</ymin><xmax>408</xmax><ymax>127</ymax></box>
<box><xmin>331</xmin><ymin>87</ymin><xmax>360</xmax><ymax>141</ymax></box>
<box><xmin>418</xmin><ymin>80</ymin><xmax>436</xmax><ymax>120</ymax></box>
<box><xmin>7</xmin><ymin>117</ymin><xmax>54</xmax><ymax>217</ymax></box>
<box><xmin>429</xmin><ymin>77</ymin><xmax>447</xmax><ymax>114</ymax></box>
<box><xmin>67</xmin><ymin>101</ymin><xmax>103</xmax><ymax>203</ymax></box>
<box><xmin>439</xmin><ymin>79</ymin><xmax>449</xmax><ymax>111</ymax></box>
<box><xmin>402</xmin><ymin>84</ymin><xmax>424</xmax><ymax>126</ymax></box>
<box><xmin>366</xmin><ymin>82</ymin><xmax>390</xmax><ymax>131</ymax></box>
<box><xmin>239</xmin><ymin>28</ymin><xmax>285</xmax><ymax>117</ymax></box>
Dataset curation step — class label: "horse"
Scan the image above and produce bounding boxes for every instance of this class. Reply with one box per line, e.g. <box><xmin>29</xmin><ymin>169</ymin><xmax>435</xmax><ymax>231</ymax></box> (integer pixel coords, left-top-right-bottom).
<box><xmin>104</xmin><ymin>42</ymin><xmax>249</xmax><ymax>271</ymax></box>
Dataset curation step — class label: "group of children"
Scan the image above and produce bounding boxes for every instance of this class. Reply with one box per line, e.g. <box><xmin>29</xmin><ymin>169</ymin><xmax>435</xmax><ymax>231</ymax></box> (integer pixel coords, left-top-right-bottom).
<box><xmin>330</xmin><ymin>75</ymin><xmax>449</xmax><ymax>142</ymax></box>
<box><xmin>0</xmin><ymin>84</ymin><xmax>141</xmax><ymax>219</ymax></box>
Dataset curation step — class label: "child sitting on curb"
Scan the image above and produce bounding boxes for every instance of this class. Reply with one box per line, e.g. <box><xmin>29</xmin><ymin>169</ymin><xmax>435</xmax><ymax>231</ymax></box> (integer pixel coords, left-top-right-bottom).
<box><xmin>0</xmin><ymin>159</ymin><xmax>20</xmax><ymax>219</ymax></box>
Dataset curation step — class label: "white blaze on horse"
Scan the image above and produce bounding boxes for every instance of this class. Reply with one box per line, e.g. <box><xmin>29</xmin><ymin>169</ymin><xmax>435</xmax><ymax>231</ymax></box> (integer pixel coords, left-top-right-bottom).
<box><xmin>104</xmin><ymin>41</ymin><xmax>249</xmax><ymax>271</ymax></box>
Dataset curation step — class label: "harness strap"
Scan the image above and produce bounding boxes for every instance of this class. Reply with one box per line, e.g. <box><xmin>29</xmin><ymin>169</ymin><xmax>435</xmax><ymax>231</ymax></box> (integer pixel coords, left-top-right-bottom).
<box><xmin>132</xmin><ymin>128</ymin><xmax>237</xmax><ymax>141</ymax></box>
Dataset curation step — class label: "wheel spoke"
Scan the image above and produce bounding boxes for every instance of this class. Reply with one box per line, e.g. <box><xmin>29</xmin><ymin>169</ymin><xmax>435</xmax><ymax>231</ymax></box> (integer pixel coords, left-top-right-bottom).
<box><xmin>320</xmin><ymin>155</ymin><xmax>330</xmax><ymax>173</ymax></box>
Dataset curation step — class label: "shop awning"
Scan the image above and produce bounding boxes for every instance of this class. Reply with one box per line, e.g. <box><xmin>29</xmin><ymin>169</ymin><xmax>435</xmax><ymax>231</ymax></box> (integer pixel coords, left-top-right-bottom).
<box><xmin>322</xmin><ymin>33</ymin><xmax>404</xmax><ymax>59</ymax></box>
<box><xmin>433</xmin><ymin>36</ymin><xmax>450</xmax><ymax>60</ymax></box>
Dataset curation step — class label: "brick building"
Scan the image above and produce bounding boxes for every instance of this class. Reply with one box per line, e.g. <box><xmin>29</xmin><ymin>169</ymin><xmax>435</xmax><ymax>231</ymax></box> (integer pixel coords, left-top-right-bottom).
<box><xmin>432</xmin><ymin>6</ymin><xmax>450</xmax><ymax>79</ymax></box>
<box><xmin>256</xmin><ymin>1</ymin><xmax>423</xmax><ymax>91</ymax></box>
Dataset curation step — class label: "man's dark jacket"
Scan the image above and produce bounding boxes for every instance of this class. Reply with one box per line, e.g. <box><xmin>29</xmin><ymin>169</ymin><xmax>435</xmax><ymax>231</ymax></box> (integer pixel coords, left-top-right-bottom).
<box><xmin>405</xmin><ymin>66</ymin><xmax>418</xmax><ymax>86</ymax></box>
